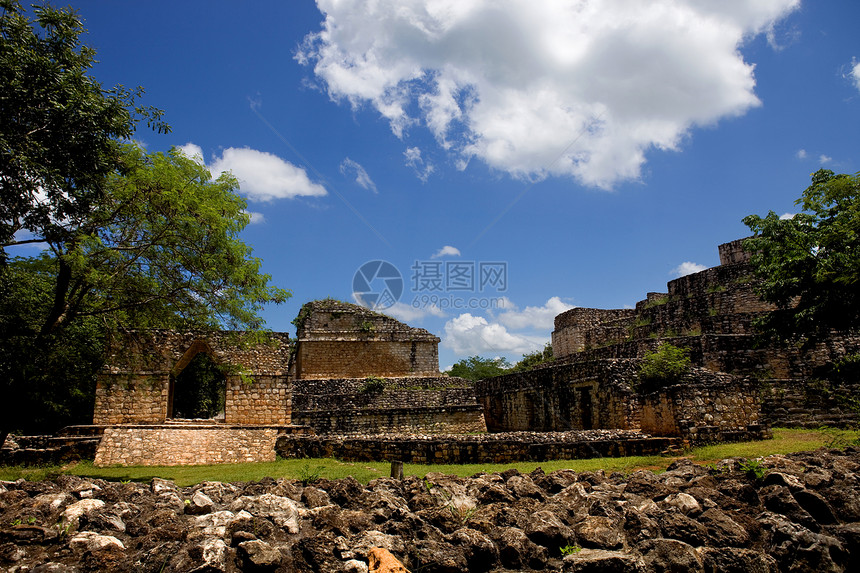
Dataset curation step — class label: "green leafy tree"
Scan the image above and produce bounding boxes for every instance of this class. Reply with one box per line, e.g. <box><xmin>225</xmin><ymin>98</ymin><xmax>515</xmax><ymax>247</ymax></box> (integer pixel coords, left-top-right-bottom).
<box><xmin>0</xmin><ymin>0</ymin><xmax>167</xmax><ymax>252</ymax></box>
<box><xmin>0</xmin><ymin>3</ymin><xmax>290</xmax><ymax>446</ymax></box>
<box><xmin>449</xmin><ymin>356</ymin><xmax>512</xmax><ymax>381</ymax></box>
<box><xmin>743</xmin><ymin>170</ymin><xmax>860</xmax><ymax>342</ymax></box>
<box><xmin>510</xmin><ymin>343</ymin><xmax>554</xmax><ymax>372</ymax></box>
<box><xmin>31</xmin><ymin>144</ymin><xmax>290</xmax><ymax>335</ymax></box>
<box><xmin>0</xmin><ymin>257</ymin><xmax>104</xmax><ymax>445</ymax></box>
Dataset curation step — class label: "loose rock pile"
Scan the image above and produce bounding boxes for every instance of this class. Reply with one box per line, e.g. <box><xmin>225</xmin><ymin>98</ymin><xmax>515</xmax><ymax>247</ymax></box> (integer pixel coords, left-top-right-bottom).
<box><xmin>2</xmin><ymin>448</ymin><xmax>860</xmax><ymax>572</ymax></box>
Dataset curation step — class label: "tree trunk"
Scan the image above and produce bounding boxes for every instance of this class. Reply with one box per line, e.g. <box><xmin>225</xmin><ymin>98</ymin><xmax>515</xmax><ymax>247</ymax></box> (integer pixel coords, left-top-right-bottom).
<box><xmin>41</xmin><ymin>257</ymin><xmax>72</xmax><ymax>335</ymax></box>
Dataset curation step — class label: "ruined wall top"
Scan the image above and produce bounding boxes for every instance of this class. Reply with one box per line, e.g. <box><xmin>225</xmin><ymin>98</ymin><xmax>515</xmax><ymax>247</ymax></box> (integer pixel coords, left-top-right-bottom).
<box><xmin>101</xmin><ymin>329</ymin><xmax>291</xmax><ymax>377</ymax></box>
<box><xmin>294</xmin><ymin>300</ymin><xmax>440</xmax><ymax>343</ymax></box>
<box><xmin>718</xmin><ymin>238</ymin><xmax>752</xmax><ymax>266</ymax></box>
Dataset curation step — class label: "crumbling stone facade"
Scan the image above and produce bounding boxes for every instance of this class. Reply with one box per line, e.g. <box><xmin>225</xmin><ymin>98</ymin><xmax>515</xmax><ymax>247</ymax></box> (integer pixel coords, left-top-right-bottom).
<box><xmin>293</xmin><ymin>300</ymin><xmax>440</xmax><ymax>379</ymax></box>
<box><xmin>93</xmin><ymin>330</ymin><xmax>292</xmax><ymax>426</ymax></box>
<box><xmin>479</xmin><ymin>238</ymin><xmax>860</xmax><ymax>443</ymax></box>
<box><xmin>89</xmin><ymin>304</ymin><xmax>487</xmax><ymax>465</ymax></box>
<box><xmin>289</xmin><ymin>301</ymin><xmax>487</xmax><ymax>436</ymax></box>
<box><xmin>292</xmin><ymin>376</ymin><xmax>486</xmax><ymax>434</ymax></box>
<box><xmin>94</xmin><ymin>425</ymin><xmax>285</xmax><ymax>466</ymax></box>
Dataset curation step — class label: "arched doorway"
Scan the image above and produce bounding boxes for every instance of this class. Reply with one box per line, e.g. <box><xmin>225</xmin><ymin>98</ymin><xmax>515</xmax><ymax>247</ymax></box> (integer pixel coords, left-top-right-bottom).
<box><xmin>167</xmin><ymin>343</ymin><xmax>226</xmax><ymax>421</ymax></box>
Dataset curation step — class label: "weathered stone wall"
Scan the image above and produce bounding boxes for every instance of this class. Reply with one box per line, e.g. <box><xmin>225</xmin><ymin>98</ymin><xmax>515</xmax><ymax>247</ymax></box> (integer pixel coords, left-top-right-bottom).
<box><xmin>225</xmin><ymin>376</ymin><xmax>291</xmax><ymax>425</ymax></box>
<box><xmin>102</xmin><ymin>330</ymin><xmax>291</xmax><ymax>377</ymax></box>
<box><xmin>718</xmin><ymin>237</ymin><xmax>752</xmax><ymax>265</ymax></box>
<box><xmin>294</xmin><ymin>377</ymin><xmax>480</xmax><ymax>410</ymax></box>
<box><xmin>276</xmin><ymin>432</ymin><xmax>681</xmax><ymax>464</ymax></box>
<box><xmin>293</xmin><ymin>406</ymin><xmax>485</xmax><ymax>435</ymax></box>
<box><xmin>295</xmin><ymin>340</ymin><xmax>438</xmax><ymax>379</ymax></box>
<box><xmin>292</xmin><ymin>376</ymin><xmax>485</xmax><ymax>434</ymax></box>
<box><xmin>552</xmin><ymin>308</ymin><xmax>635</xmax><ymax>356</ymax></box>
<box><xmin>93</xmin><ymin>375</ymin><xmax>168</xmax><ymax>425</ymax></box>
<box><xmin>477</xmin><ymin>360</ymin><xmax>767</xmax><ymax>444</ymax></box>
<box><xmin>93</xmin><ymin>330</ymin><xmax>291</xmax><ymax>426</ymax></box>
<box><xmin>760</xmin><ymin>378</ymin><xmax>860</xmax><ymax>428</ymax></box>
<box><xmin>93</xmin><ymin>425</ymin><xmax>288</xmax><ymax>466</ymax></box>
<box><xmin>639</xmin><ymin>377</ymin><xmax>762</xmax><ymax>438</ymax></box>
<box><xmin>476</xmin><ymin>360</ymin><xmax>640</xmax><ymax>433</ymax></box>
<box><xmin>294</xmin><ymin>300</ymin><xmax>441</xmax><ymax>379</ymax></box>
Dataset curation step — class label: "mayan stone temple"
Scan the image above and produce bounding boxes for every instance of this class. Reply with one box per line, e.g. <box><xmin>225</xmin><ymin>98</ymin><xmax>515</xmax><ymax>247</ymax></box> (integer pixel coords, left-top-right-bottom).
<box><xmin>47</xmin><ymin>239</ymin><xmax>858</xmax><ymax>467</ymax></box>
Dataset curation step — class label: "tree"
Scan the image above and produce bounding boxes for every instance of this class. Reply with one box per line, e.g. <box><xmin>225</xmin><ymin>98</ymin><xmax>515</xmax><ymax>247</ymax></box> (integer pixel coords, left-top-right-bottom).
<box><xmin>743</xmin><ymin>170</ymin><xmax>860</xmax><ymax>342</ymax></box>
<box><xmin>30</xmin><ymin>144</ymin><xmax>291</xmax><ymax>336</ymax></box>
<box><xmin>0</xmin><ymin>0</ymin><xmax>167</xmax><ymax>253</ymax></box>
<box><xmin>0</xmin><ymin>257</ymin><xmax>104</xmax><ymax>443</ymax></box>
<box><xmin>509</xmin><ymin>343</ymin><xmax>554</xmax><ymax>372</ymax></box>
<box><xmin>449</xmin><ymin>356</ymin><xmax>512</xmax><ymax>381</ymax></box>
<box><xmin>0</xmin><ymin>2</ymin><xmax>290</xmax><ymax>447</ymax></box>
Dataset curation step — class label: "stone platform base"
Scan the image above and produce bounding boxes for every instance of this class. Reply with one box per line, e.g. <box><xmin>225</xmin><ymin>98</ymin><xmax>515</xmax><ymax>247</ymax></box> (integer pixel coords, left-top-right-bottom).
<box><xmin>94</xmin><ymin>424</ymin><xmax>312</xmax><ymax>467</ymax></box>
<box><xmin>277</xmin><ymin>430</ymin><xmax>685</xmax><ymax>464</ymax></box>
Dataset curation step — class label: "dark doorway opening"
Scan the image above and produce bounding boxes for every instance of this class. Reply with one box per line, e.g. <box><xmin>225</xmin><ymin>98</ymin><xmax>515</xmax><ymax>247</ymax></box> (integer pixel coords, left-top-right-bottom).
<box><xmin>169</xmin><ymin>352</ymin><xmax>226</xmax><ymax>420</ymax></box>
<box><xmin>578</xmin><ymin>387</ymin><xmax>593</xmax><ymax>430</ymax></box>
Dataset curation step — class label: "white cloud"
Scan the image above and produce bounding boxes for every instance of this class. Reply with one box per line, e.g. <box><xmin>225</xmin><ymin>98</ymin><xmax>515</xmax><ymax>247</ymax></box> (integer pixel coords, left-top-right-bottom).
<box><xmin>795</xmin><ymin>149</ymin><xmax>807</xmax><ymax>160</ymax></box>
<box><xmin>779</xmin><ymin>212</ymin><xmax>796</xmax><ymax>220</ymax></box>
<box><xmin>495</xmin><ymin>296</ymin><xmax>517</xmax><ymax>310</ymax></box>
<box><xmin>494</xmin><ymin>296</ymin><xmax>575</xmax><ymax>331</ymax></box>
<box><xmin>246</xmin><ymin>211</ymin><xmax>266</xmax><ymax>224</ymax></box>
<box><xmin>431</xmin><ymin>245</ymin><xmax>461</xmax><ymax>259</ymax></box>
<box><xmin>404</xmin><ymin>146</ymin><xmax>435</xmax><ymax>182</ymax></box>
<box><xmin>339</xmin><ymin>157</ymin><xmax>378</xmax><ymax>193</ymax></box>
<box><xmin>819</xmin><ymin>154</ymin><xmax>832</xmax><ymax>164</ymax></box>
<box><xmin>206</xmin><ymin>147</ymin><xmax>327</xmax><ymax>202</ymax></box>
<box><xmin>299</xmin><ymin>0</ymin><xmax>799</xmax><ymax>188</ymax></box>
<box><xmin>382</xmin><ymin>301</ymin><xmax>446</xmax><ymax>323</ymax></box>
<box><xmin>177</xmin><ymin>142</ymin><xmax>204</xmax><ymax>163</ymax></box>
<box><xmin>442</xmin><ymin>313</ymin><xmax>545</xmax><ymax>355</ymax></box>
<box><xmin>671</xmin><ymin>261</ymin><xmax>708</xmax><ymax>277</ymax></box>
<box><xmin>850</xmin><ymin>60</ymin><xmax>860</xmax><ymax>93</ymax></box>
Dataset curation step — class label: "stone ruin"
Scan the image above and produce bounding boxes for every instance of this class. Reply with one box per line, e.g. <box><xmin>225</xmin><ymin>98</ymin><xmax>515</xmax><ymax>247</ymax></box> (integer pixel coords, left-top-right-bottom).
<box><xmin>86</xmin><ymin>301</ymin><xmax>486</xmax><ymax>466</ymax></box>
<box><xmin>289</xmin><ymin>300</ymin><xmax>486</xmax><ymax>436</ymax></box>
<box><xmin>476</xmin><ymin>239</ymin><xmax>860</xmax><ymax>444</ymax></box>
<box><xmin>22</xmin><ymin>238</ymin><xmax>857</xmax><ymax>467</ymax></box>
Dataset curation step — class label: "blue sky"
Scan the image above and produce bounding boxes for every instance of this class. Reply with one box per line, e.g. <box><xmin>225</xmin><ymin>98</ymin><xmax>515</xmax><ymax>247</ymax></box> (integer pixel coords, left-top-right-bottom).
<box><xmin>52</xmin><ymin>0</ymin><xmax>860</xmax><ymax>368</ymax></box>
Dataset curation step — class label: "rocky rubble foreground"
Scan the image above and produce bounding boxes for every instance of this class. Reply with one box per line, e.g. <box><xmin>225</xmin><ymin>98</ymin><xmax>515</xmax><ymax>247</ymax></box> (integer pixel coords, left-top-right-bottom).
<box><xmin>2</xmin><ymin>448</ymin><xmax>860</xmax><ymax>572</ymax></box>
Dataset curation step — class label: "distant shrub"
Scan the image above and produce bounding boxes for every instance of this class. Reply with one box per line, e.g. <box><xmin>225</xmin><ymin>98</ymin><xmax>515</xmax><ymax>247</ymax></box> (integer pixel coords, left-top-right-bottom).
<box><xmin>359</xmin><ymin>376</ymin><xmax>386</xmax><ymax>394</ymax></box>
<box><xmin>637</xmin><ymin>342</ymin><xmax>691</xmax><ymax>391</ymax></box>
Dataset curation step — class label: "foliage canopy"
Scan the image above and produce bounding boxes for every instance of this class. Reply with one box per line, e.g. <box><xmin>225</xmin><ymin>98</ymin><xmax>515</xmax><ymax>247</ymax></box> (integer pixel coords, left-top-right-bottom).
<box><xmin>743</xmin><ymin>169</ymin><xmax>860</xmax><ymax>342</ymax></box>
<box><xmin>0</xmin><ymin>2</ymin><xmax>290</xmax><ymax>442</ymax></box>
<box><xmin>0</xmin><ymin>0</ymin><xmax>167</xmax><ymax>251</ymax></box>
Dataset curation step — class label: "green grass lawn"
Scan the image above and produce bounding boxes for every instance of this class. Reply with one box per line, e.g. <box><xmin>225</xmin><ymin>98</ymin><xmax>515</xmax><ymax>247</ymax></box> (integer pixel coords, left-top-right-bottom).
<box><xmin>1</xmin><ymin>427</ymin><xmax>856</xmax><ymax>487</ymax></box>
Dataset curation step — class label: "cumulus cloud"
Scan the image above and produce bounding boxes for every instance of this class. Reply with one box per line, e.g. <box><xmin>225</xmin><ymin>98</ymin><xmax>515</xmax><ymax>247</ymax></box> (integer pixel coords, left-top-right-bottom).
<box><xmin>299</xmin><ymin>0</ymin><xmax>799</xmax><ymax>188</ymax></box>
<box><xmin>494</xmin><ymin>296</ymin><xmax>574</xmax><ymax>331</ymax></box>
<box><xmin>779</xmin><ymin>212</ymin><xmax>796</xmax><ymax>220</ymax></box>
<box><xmin>177</xmin><ymin>142</ymin><xmax>204</xmax><ymax>163</ymax></box>
<box><xmin>819</xmin><ymin>154</ymin><xmax>833</xmax><ymax>164</ymax></box>
<box><xmin>404</xmin><ymin>146</ymin><xmax>435</xmax><ymax>182</ymax></box>
<box><xmin>431</xmin><ymin>245</ymin><xmax>461</xmax><ymax>259</ymax></box>
<box><xmin>209</xmin><ymin>147</ymin><xmax>327</xmax><ymax>201</ymax></box>
<box><xmin>383</xmin><ymin>301</ymin><xmax>446</xmax><ymax>323</ymax></box>
<box><xmin>179</xmin><ymin>143</ymin><xmax>327</xmax><ymax>201</ymax></box>
<box><xmin>339</xmin><ymin>157</ymin><xmax>378</xmax><ymax>192</ymax></box>
<box><xmin>246</xmin><ymin>211</ymin><xmax>266</xmax><ymax>224</ymax></box>
<box><xmin>671</xmin><ymin>261</ymin><xmax>708</xmax><ymax>277</ymax></box>
<box><xmin>850</xmin><ymin>60</ymin><xmax>860</xmax><ymax>93</ymax></box>
<box><xmin>442</xmin><ymin>313</ymin><xmax>545</xmax><ymax>355</ymax></box>
<box><xmin>795</xmin><ymin>149</ymin><xmax>807</xmax><ymax>160</ymax></box>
